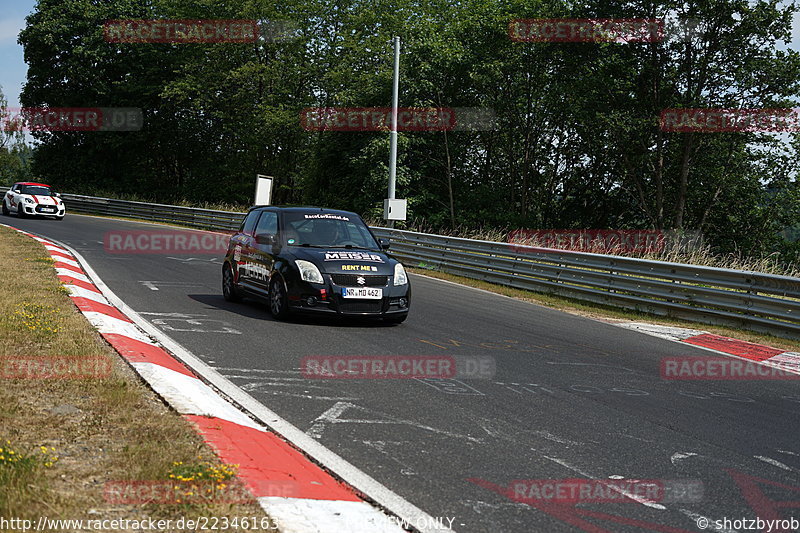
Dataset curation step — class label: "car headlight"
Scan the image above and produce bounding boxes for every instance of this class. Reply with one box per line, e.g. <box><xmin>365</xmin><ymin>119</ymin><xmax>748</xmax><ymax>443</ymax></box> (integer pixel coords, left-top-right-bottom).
<box><xmin>296</xmin><ymin>260</ymin><xmax>324</xmax><ymax>284</ymax></box>
<box><xmin>394</xmin><ymin>263</ymin><xmax>408</xmax><ymax>286</ymax></box>
<box><xmin>24</xmin><ymin>198</ymin><xmax>34</xmax><ymax>204</ymax></box>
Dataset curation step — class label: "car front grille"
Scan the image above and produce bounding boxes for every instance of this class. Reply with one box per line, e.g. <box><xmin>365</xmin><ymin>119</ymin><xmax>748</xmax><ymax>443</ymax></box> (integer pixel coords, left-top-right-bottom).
<box><xmin>330</xmin><ymin>274</ymin><xmax>388</xmax><ymax>287</ymax></box>
<box><xmin>337</xmin><ymin>301</ymin><xmax>384</xmax><ymax>314</ymax></box>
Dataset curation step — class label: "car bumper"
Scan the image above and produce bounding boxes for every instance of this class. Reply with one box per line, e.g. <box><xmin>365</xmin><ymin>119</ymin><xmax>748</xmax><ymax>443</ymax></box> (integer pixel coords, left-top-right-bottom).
<box><xmin>286</xmin><ymin>278</ymin><xmax>410</xmax><ymax>317</ymax></box>
<box><xmin>23</xmin><ymin>205</ymin><xmax>65</xmax><ymax>217</ymax></box>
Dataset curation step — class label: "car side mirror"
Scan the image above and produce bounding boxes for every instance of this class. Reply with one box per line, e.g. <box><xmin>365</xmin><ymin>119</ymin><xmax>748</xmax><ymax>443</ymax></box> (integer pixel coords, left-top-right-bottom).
<box><xmin>379</xmin><ymin>238</ymin><xmax>390</xmax><ymax>250</ymax></box>
<box><xmin>255</xmin><ymin>234</ymin><xmax>275</xmax><ymax>246</ymax></box>
<box><xmin>54</xmin><ymin>193</ymin><xmax>61</xmax><ymax>198</ymax></box>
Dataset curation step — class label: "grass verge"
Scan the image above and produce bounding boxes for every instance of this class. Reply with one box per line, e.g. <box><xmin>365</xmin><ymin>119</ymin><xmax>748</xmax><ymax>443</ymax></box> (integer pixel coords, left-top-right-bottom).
<box><xmin>410</xmin><ymin>267</ymin><xmax>800</xmax><ymax>353</ymax></box>
<box><xmin>0</xmin><ymin>226</ymin><xmax>276</xmax><ymax>529</ymax></box>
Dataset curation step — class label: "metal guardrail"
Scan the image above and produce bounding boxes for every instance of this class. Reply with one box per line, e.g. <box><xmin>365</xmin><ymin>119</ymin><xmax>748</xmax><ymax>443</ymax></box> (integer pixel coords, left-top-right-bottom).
<box><xmin>370</xmin><ymin>227</ymin><xmax>800</xmax><ymax>340</ymax></box>
<box><xmin>0</xmin><ymin>187</ymin><xmax>246</xmax><ymax>232</ymax></box>
<box><xmin>3</xmin><ymin>186</ymin><xmax>799</xmax><ymax>340</ymax></box>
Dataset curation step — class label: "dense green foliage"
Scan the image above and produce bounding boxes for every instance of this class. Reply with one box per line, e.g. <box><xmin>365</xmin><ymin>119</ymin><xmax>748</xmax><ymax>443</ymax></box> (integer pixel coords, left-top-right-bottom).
<box><xmin>14</xmin><ymin>0</ymin><xmax>800</xmax><ymax>262</ymax></box>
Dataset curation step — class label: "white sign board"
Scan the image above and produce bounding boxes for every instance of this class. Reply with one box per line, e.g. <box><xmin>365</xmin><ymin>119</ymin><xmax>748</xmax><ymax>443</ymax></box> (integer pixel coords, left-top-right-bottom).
<box><xmin>383</xmin><ymin>198</ymin><xmax>407</xmax><ymax>221</ymax></box>
<box><xmin>255</xmin><ymin>175</ymin><xmax>273</xmax><ymax>205</ymax></box>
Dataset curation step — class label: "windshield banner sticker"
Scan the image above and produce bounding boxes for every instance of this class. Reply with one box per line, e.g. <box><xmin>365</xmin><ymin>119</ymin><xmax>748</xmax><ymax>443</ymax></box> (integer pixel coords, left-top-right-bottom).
<box><xmin>304</xmin><ymin>213</ymin><xmax>350</xmax><ymax>221</ymax></box>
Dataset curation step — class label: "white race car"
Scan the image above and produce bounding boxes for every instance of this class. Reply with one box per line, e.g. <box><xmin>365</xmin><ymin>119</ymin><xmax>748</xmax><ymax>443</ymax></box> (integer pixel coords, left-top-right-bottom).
<box><xmin>2</xmin><ymin>182</ymin><xmax>66</xmax><ymax>220</ymax></box>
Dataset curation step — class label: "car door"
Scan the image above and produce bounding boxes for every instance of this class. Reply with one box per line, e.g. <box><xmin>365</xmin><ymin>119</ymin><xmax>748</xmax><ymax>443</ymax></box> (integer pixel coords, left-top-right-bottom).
<box><xmin>250</xmin><ymin>210</ymin><xmax>279</xmax><ymax>293</ymax></box>
<box><xmin>233</xmin><ymin>210</ymin><xmax>262</xmax><ymax>291</ymax></box>
<box><xmin>6</xmin><ymin>183</ymin><xmax>21</xmax><ymax>212</ymax></box>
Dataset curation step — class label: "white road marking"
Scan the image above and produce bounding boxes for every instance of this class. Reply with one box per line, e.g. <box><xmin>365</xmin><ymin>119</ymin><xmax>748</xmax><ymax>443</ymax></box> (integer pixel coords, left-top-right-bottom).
<box><xmin>777</xmin><ymin>449</ymin><xmax>800</xmax><ymax>457</ymax></box>
<box><xmin>461</xmin><ymin>499</ymin><xmax>530</xmax><ymax>515</ymax></box>
<box><xmin>415</xmin><ymin>378</ymin><xmax>485</xmax><ymax>395</ymax></box>
<box><xmin>141</xmin><ymin>281</ymin><xmax>159</xmax><ymax>291</ymax></box>
<box><xmin>769</xmin><ymin>352</ymin><xmax>800</xmax><ymax>371</ymax></box>
<box><xmin>362</xmin><ymin>441</ymin><xmax>418</xmax><ymax>476</ymax></box>
<box><xmin>258</xmin><ymin>498</ymin><xmax>409</xmax><ymax>533</ymax></box>
<box><xmin>166</xmin><ymin>256</ymin><xmax>222</xmax><ymax>263</ymax></box>
<box><xmin>754</xmin><ymin>455</ymin><xmax>799</xmax><ymax>473</ymax></box>
<box><xmin>671</xmin><ymin>452</ymin><xmax>699</xmax><ymax>465</ymax></box>
<box><xmin>149</xmin><ymin>317</ymin><xmax>242</xmax><ymax>334</ymax></box>
<box><xmin>532</xmin><ymin>430</ymin><xmax>582</xmax><ymax>446</ymax></box>
<box><xmin>543</xmin><ymin>456</ymin><xmax>666</xmax><ymax>510</ymax></box>
<box><xmin>546</xmin><ymin>361</ymin><xmax>635</xmax><ymax>374</ymax></box>
<box><xmin>308</xmin><ymin>402</ymin><xmax>482</xmax><ymax>443</ymax></box>
<box><xmin>615</xmin><ymin>322</ymin><xmax>705</xmax><ymax>341</ymax></box>
<box><xmin>212</xmin><ymin>366</ymin><xmax>300</xmax><ymax>374</ymax></box>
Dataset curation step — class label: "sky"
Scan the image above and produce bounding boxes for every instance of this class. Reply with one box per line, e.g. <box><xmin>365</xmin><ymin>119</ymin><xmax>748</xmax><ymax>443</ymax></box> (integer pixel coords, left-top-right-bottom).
<box><xmin>0</xmin><ymin>1</ymin><xmax>799</xmax><ymax>110</ymax></box>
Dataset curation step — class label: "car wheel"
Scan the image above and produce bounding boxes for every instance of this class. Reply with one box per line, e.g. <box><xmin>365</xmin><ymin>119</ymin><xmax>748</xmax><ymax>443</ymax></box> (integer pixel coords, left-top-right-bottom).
<box><xmin>222</xmin><ymin>263</ymin><xmax>242</xmax><ymax>302</ymax></box>
<box><xmin>1</xmin><ymin>201</ymin><xmax>8</xmax><ymax>216</ymax></box>
<box><xmin>17</xmin><ymin>206</ymin><xmax>25</xmax><ymax>218</ymax></box>
<box><xmin>55</xmin><ymin>215</ymin><xmax>64</xmax><ymax>221</ymax></box>
<box><xmin>383</xmin><ymin>314</ymin><xmax>408</xmax><ymax>324</ymax></box>
<box><xmin>269</xmin><ymin>277</ymin><xmax>290</xmax><ymax>320</ymax></box>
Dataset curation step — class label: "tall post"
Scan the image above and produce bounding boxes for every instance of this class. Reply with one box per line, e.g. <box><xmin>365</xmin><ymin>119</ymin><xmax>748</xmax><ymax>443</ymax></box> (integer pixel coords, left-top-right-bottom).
<box><xmin>387</xmin><ymin>36</ymin><xmax>400</xmax><ymax>227</ymax></box>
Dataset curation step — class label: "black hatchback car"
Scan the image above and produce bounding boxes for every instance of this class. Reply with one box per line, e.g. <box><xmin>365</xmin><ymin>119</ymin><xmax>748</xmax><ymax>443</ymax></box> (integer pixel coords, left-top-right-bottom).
<box><xmin>222</xmin><ymin>206</ymin><xmax>410</xmax><ymax>323</ymax></box>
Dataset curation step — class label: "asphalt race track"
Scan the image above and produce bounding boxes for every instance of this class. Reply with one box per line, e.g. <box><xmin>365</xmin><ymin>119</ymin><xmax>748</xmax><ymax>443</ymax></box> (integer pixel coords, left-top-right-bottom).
<box><xmin>8</xmin><ymin>213</ymin><xmax>800</xmax><ymax>533</ymax></box>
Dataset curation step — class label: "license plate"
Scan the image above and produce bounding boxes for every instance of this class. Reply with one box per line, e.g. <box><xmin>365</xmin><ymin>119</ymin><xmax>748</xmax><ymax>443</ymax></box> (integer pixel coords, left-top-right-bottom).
<box><xmin>39</xmin><ymin>207</ymin><xmax>55</xmax><ymax>212</ymax></box>
<box><xmin>341</xmin><ymin>287</ymin><xmax>382</xmax><ymax>299</ymax></box>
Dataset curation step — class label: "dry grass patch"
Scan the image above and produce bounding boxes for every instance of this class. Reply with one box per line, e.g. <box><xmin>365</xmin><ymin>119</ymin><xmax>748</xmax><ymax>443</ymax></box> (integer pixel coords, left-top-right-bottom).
<box><xmin>0</xmin><ymin>227</ymin><xmax>275</xmax><ymax>529</ymax></box>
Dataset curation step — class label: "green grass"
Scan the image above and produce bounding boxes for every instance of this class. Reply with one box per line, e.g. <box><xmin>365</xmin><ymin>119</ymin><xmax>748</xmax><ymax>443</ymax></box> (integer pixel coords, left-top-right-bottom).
<box><xmin>0</xmin><ymin>226</ymin><xmax>273</xmax><ymax>526</ymax></box>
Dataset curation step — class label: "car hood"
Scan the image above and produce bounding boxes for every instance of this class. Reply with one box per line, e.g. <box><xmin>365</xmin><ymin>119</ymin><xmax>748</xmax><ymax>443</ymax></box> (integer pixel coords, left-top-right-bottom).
<box><xmin>289</xmin><ymin>247</ymin><xmax>396</xmax><ymax>274</ymax></box>
<box><xmin>24</xmin><ymin>194</ymin><xmax>60</xmax><ymax>205</ymax></box>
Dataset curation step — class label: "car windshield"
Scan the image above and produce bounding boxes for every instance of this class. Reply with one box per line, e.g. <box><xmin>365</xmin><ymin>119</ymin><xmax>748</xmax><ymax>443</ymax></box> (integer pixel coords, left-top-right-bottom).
<box><xmin>283</xmin><ymin>212</ymin><xmax>379</xmax><ymax>249</ymax></box>
<box><xmin>21</xmin><ymin>185</ymin><xmax>52</xmax><ymax>196</ymax></box>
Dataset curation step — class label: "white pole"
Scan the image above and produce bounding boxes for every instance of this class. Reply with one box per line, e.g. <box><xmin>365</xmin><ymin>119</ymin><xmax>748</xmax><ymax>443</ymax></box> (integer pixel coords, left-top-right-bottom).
<box><xmin>388</xmin><ymin>36</ymin><xmax>400</xmax><ymax>201</ymax></box>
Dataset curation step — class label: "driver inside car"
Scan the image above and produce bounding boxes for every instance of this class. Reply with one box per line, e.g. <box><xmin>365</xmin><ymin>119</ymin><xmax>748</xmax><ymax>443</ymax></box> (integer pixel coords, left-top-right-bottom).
<box><xmin>313</xmin><ymin>221</ymin><xmax>340</xmax><ymax>246</ymax></box>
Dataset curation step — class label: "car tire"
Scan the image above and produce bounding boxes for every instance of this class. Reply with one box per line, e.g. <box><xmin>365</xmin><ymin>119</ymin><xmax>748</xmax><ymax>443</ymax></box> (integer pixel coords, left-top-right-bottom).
<box><xmin>269</xmin><ymin>277</ymin><xmax>290</xmax><ymax>320</ymax></box>
<box><xmin>1</xmin><ymin>201</ymin><xmax>8</xmax><ymax>216</ymax></box>
<box><xmin>17</xmin><ymin>206</ymin><xmax>25</xmax><ymax>218</ymax></box>
<box><xmin>55</xmin><ymin>215</ymin><xmax>64</xmax><ymax>221</ymax></box>
<box><xmin>222</xmin><ymin>263</ymin><xmax>242</xmax><ymax>302</ymax></box>
<box><xmin>383</xmin><ymin>314</ymin><xmax>408</xmax><ymax>324</ymax></box>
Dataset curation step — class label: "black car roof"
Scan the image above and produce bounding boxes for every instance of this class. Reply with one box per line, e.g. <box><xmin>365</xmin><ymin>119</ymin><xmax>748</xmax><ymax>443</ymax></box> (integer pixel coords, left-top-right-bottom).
<box><xmin>248</xmin><ymin>206</ymin><xmax>360</xmax><ymax>218</ymax></box>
